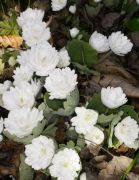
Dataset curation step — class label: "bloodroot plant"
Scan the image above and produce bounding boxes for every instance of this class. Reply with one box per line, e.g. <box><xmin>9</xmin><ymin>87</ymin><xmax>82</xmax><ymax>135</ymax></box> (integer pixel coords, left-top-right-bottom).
<box><xmin>0</xmin><ymin>0</ymin><xmax>139</xmax><ymax>179</ymax></box>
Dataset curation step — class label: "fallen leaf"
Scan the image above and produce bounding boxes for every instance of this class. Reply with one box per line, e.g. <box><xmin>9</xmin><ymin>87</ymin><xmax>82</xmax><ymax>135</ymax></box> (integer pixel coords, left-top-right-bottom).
<box><xmin>0</xmin><ymin>140</ymin><xmax>23</xmax><ymax>178</ymax></box>
<box><xmin>98</xmin><ymin>156</ymin><xmax>132</xmax><ymax>180</ymax></box>
<box><xmin>101</xmin><ymin>12</ymin><xmax>120</xmax><ymax>29</ymax></box>
<box><xmin>127</xmin><ymin>172</ymin><xmax>139</xmax><ymax>180</ymax></box>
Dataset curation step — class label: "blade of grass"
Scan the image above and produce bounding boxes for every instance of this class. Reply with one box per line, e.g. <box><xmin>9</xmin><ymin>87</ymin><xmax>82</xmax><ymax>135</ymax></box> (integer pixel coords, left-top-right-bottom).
<box><xmin>121</xmin><ymin>152</ymin><xmax>139</xmax><ymax>180</ymax></box>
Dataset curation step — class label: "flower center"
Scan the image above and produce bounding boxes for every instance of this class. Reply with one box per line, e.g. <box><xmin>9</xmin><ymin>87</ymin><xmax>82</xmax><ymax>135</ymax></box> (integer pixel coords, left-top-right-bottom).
<box><xmin>84</xmin><ymin>112</ymin><xmax>92</xmax><ymax>122</ymax></box>
<box><xmin>63</xmin><ymin>162</ymin><xmax>69</xmax><ymax>168</ymax></box>
<box><xmin>41</xmin><ymin>148</ymin><xmax>47</xmax><ymax>155</ymax></box>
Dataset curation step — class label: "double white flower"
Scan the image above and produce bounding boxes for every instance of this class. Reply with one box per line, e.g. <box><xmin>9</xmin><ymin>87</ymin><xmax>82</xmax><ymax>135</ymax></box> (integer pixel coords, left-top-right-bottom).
<box><xmin>44</xmin><ymin>67</ymin><xmax>77</xmax><ymax>99</ymax></box>
<box><xmin>17</xmin><ymin>8</ymin><xmax>44</xmax><ymax>28</ymax></box>
<box><xmin>89</xmin><ymin>31</ymin><xmax>110</xmax><ymax>53</ymax></box>
<box><xmin>89</xmin><ymin>31</ymin><xmax>133</xmax><ymax>56</ymax></box>
<box><xmin>71</xmin><ymin>107</ymin><xmax>98</xmax><ymax>135</ymax></box>
<box><xmin>49</xmin><ymin>148</ymin><xmax>81</xmax><ymax>180</ymax></box>
<box><xmin>25</xmin><ymin>135</ymin><xmax>55</xmax><ymax>170</ymax></box>
<box><xmin>4</xmin><ymin>107</ymin><xmax>43</xmax><ymax>138</ymax></box>
<box><xmin>101</xmin><ymin>86</ymin><xmax>128</xmax><ymax>109</ymax></box>
<box><xmin>51</xmin><ymin>0</ymin><xmax>67</xmax><ymax>11</ymax></box>
<box><xmin>71</xmin><ymin>107</ymin><xmax>104</xmax><ymax>145</ymax></box>
<box><xmin>28</xmin><ymin>42</ymin><xmax>59</xmax><ymax>76</ymax></box>
<box><xmin>17</xmin><ymin>8</ymin><xmax>50</xmax><ymax>47</ymax></box>
<box><xmin>2</xmin><ymin>82</ymin><xmax>36</xmax><ymax>110</ymax></box>
<box><xmin>114</xmin><ymin>116</ymin><xmax>139</xmax><ymax>149</ymax></box>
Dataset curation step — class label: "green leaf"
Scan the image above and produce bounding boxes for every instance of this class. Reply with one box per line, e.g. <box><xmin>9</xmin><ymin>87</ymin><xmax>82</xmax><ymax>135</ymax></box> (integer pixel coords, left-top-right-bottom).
<box><xmin>120</xmin><ymin>105</ymin><xmax>139</xmax><ymax>121</ymax></box>
<box><xmin>108</xmin><ymin>111</ymin><xmax>123</xmax><ymax>148</ymax></box>
<box><xmin>44</xmin><ymin>92</ymin><xmax>64</xmax><ymax>111</ymax></box>
<box><xmin>67</xmin><ymin>39</ymin><xmax>98</xmax><ymax>68</ymax></box>
<box><xmin>19</xmin><ymin>154</ymin><xmax>34</xmax><ymax>180</ymax></box>
<box><xmin>85</xmin><ymin>4</ymin><xmax>102</xmax><ymax>18</ymax></box>
<box><xmin>87</xmin><ymin>93</ymin><xmax>106</xmax><ymax>114</ymax></box>
<box><xmin>0</xmin><ymin>14</ymin><xmax>20</xmax><ymax>35</ymax></box>
<box><xmin>32</xmin><ymin>119</ymin><xmax>47</xmax><ymax>136</ymax></box>
<box><xmin>76</xmin><ymin>135</ymin><xmax>85</xmax><ymax>149</ymax></box>
<box><xmin>72</xmin><ymin>62</ymin><xmax>100</xmax><ymax>75</ymax></box>
<box><xmin>42</xmin><ymin>121</ymin><xmax>58</xmax><ymax>137</ymax></box>
<box><xmin>67</xmin><ymin>140</ymin><xmax>75</xmax><ymax>148</ymax></box>
<box><xmin>98</xmin><ymin>114</ymin><xmax>115</xmax><ymax>125</ymax></box>
<box><xmin>66</xmin><ymin>128</ymin><xmax>78</xmax><ymax>140</ymax></box>
<box><xmin>4</xmin><ymin>131</ymin><xmax>36</xmax><ymax>144</ymax></box>
<box><xmin>126</xmin><ymin>18</ymin><xmax>139</xmax><ymax>32</ymax></box>
<box><xmin>2</xmin><ymin>50</ymin><xmax>19</xmax><ymax>62</ymax></box>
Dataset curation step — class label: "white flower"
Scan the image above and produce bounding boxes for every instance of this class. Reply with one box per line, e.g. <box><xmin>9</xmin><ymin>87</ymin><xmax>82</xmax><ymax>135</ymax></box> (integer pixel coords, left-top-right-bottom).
<box><xmin>136</xmin><ymin>0</ymin><xmax>139</xmax><ymax>4</ymax></box>
<box><xmin>57</xmin><ymin>47</ymin><xmax>70</xmax><ymax>68</ymax></box>
<box><xmin>17</xmin><ymin>50</ymin><xmax>31</xmax><ymax>67</ymax></box>
<box><xmin>70</xmin><ymin>27</ymin><xmax>79</xmax><ymax>38</ymax></box>
<box><xmin>4</xmin><ymin>107</ymin><xmax>43</xmax><ymax>138</ymax></box>
<box><xmin>17</xmin><ymin>8</ymin><xmax>44</xmax><ymax>27</ymax></box>
<box><xmin>69</xmin><ymin>5</ymin><xmax>76</xmax><ymax>14</ymax></box>
<box><xmin>85</xmin><ymin>126</ymin><xmax>104</xmax><ymax>145</ymax></box>
<box><xmin>28</xmin><ymin>42</ymin><xmax>59</xmax><ymax>76</ymax></box>
<box><xmin>22</xmin><ymin>21</ymin><xmax>51</xmax><ymax>47</ymax></box>
<box><xmin>89</xmin><ymin>31</ymin><xmax>110</xmax><ymax>53</ymax></box>
<box><xmin>2</xmin><ymin>82</ymin><xmax>35</xmax><ymax>110</ymax></box>
<box><xmin>0</xmin><ymin>80</ymin><xmax>12</xmax><ymax>95</ymax></box>
<box><xmin>101</xmin><ymin>86</ymin><xmax>128</xmax><ymax>109</ymax></box>
<box><xmin>51</xmin><ymin>0</ymin><xmax>67</xmax><ymax>11</ymax></box>
<box><xmin>25</xmin><ymin>135</ymin><xmax>55</xmax><ymax>170</ymax></box>
<box><xmin>0</xmin><ymin>118</ymin><xmax>3</xmax><ymax>142</ymax></box>
<box><xmin>114</xmin><ymin>116</ymin><xmax>139</xmax><ymax>149</ymax></box>
<box><xmin>49</xmin><ymin>148</ymin><xmax>81</xmax><ymax>180</ymax></box>
<box><xmin>108</xmin><ymin>31</ymin><xmax>133</xmax><ymax>56</ymax></box>
<box><xmin>80</xmin><ymin>173</ymin><xmax>87</xmax><ymax>180</ymax></box>
<box><xmin>94</xmin><ymin>0</ymin><xmax>102</xmax><ymax>2</ymax></box>
<box><xmin>44</xmin><ymin>67</ymin><xmax>77</xmax><ymax>99</ymax></box>
<box><xmin>13</xmin><ymin>66</ymin><xmax>33</xmax><ymax>85</ymax></box>
<box><xmin>71</xmin><ymin>107</ymin><xmax>98</xmax><ymax>135</ymax></box>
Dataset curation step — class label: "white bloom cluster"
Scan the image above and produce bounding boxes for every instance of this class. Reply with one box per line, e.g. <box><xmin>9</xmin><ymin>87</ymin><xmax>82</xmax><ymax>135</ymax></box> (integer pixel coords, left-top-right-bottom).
<box><xmin>0</xmin><ymin>118</ymin><xmax>3</xmax><ymax>142</ymax></box>
<box><xmin>44</xmin><ymin>67</ymin><xmax>77</xmax><ymax>99</ymax></box>
<box><xmin>25</xmin><ymin>135</ymin><xmax>55</xmax><ymax>170</ymax></box>
<box><xmin>71</xmin><ymin>107</ymin><xmax>104</xmax><ymax>145</ymax></box>
<box><xmin>51</xmin><ymin>0</ymin><xmax>67</xmax><ymax>11</ymax></box>
<box><xmin>4</xmin><ymin>107</ymin><xmax>43</xmax><ymax>138</ymax></box>
<box><xmin>17</xmin><ymin>8</ymin><xmax>50</xmax><ymax>47</ymax></box>
<box><xmin>114</xmin><ymin>116</ymin><xmax>139</xmax><ymax>149</ymax></box>
<box><xmin>136</xmin><ymin>0</ymin><xmax>139</xmax><ymax>4</ymax></box>
<box><xmin>101</xmin><ymin>86</ymin><xmax>128</xmax><ymax>109</ymax></box>
<box><xmin>89</xmin><ymin>31</ymin><xmax>133</xmax><ymax>55</ymax></box>
<box><xmin>49</xmin><ymin>148</ymin><xmax>81</xmax><ymax>180</ymax></box>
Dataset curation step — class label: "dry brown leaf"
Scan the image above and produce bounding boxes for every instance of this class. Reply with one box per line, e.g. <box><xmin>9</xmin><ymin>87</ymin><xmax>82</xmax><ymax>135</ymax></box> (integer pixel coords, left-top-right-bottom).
<box><xmin>0</xmin><ymin>35</ymin><xmax>23</xmax><ymax>48</ymax></box>
<box><xmin>92</xmin><ymin>74</ymin><xmax>139</xmax><ymax>98</ymax></box>
<box><xmin>0</xmin><ymin>140</ymin><xmax>23</xmax><ymax>178</ymax></box>
<box><xmin>127</xmin><ymin>172</ymin><xmax>139</xmax><ymax>180</ymax></box>
<box><xmin>98</xmin><ymin>156</ymin><xmax>132</xmax><ymax>180</ymax></box>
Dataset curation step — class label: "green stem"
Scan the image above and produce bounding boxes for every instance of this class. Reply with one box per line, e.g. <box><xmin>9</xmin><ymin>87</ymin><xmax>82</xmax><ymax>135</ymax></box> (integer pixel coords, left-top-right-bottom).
<box><xmin>28</xmin><ymin>0</ymin><xmax>31</xmax><ymax>7</ymax></box>
<box><xmin>121</xmin><ymin>152</ymin><xmax>139</xmax><ymax>180</ymax></box>
<box><xmin>105</xmin><ymin>107</ymin><xmax>109</xmax><ymax>115</ymax></box>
